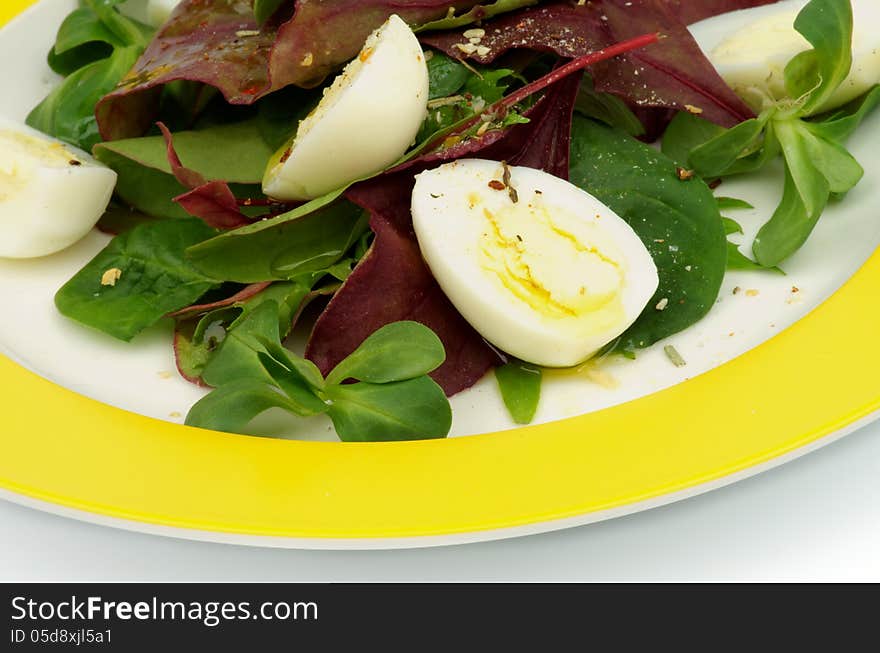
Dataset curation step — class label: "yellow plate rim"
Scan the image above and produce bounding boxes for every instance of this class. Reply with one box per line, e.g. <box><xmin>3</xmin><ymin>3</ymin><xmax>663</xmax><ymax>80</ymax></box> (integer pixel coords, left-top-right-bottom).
<box><xmin>3</xmin><ymin>0</ymin><xmax>880</xmax><ymax>546</ymax></box>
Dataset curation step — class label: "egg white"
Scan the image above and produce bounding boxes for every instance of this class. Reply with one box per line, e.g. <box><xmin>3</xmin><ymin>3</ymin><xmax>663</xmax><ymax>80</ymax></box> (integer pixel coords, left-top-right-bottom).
<box><xmin>411</xmin><ymin>160</ymin><xmax>659</xmax><ymax>368</ymax></box>
<box><xmin>0</xmin><ymin>119</ymin><xmax>117</xmax><ymax>259</ymax></box>
<box><xmin>263</xmin><ymin>14</ymin><xmax>429</xmax><ymax>201</ymax></box>
<box><xmin>119</xmin><ymin>0</ymin><xmax>179</xmax><ymax>26</ymax></box>
<box><xmin>146</xmin><ymin>0</ymin><xmax>180</xmax><ymax>26</ymax></box>
<box><xmin>690</xmin><ymin>0</ymin><xmax>880</xmax><ymax>114</ymax></box>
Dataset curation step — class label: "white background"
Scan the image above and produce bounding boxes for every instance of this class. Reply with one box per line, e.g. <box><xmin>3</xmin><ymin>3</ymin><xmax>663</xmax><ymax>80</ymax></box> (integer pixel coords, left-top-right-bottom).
<box><xmin>2</xmin><ymin>418</ymin><xmax>878</xmax><ymax>582</ymax></box>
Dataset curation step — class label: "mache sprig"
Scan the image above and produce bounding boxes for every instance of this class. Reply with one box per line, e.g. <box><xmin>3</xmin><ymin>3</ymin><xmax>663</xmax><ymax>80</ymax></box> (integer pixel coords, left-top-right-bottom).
<box><xmin>662</xmin><ymin>0</ymin><xmax>880</xmax><ymax>268</ymax></box>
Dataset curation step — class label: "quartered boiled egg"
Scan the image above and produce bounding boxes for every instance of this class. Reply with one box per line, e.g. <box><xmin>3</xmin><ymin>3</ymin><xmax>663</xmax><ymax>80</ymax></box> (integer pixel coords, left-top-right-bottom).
<box><xmin>690</xmin><ymin>0</ymin><xmax>880</xmax><ymax>115</ymax></box>
<box><xmin>263</xmin><ymin>14</ymin><xmax>429</xmax><ymax>201</ymax></box>
<box><xmin>411</xmin><ymin>160</ymin><xmax>659</xmax><ymax>368</ymax></box>
<box><xmin>146</xmin><ymin>0</ymin><xmax>181</xmax><ymax>27</ymax></box>
<box><xmin>0</xmin><ymin>119</ymin><xmax>117</xmax><ymax>259</ymax></box>
<box><xmin>120</xmin><ymin>0</ymin><xmax>180</xmax><ymax>27</ymax></box>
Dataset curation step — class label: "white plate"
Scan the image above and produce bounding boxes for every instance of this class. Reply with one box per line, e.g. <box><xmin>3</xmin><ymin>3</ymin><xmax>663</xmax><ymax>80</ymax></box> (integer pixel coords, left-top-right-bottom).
<box><xmin>1</xmin><ymin>0</ymin><xmax>879</xmax><ymax>443</ymax></box>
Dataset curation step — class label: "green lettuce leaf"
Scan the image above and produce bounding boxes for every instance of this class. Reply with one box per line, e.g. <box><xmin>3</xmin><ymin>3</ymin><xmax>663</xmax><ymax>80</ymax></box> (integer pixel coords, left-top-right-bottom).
<box><xmin>55</xmin><ymin>219</ymin><xmax>219</xmax><ymax>341</ymax></box>
<box><xmin>569</xmin><ymin>117</ymin><xmax>727</xmax><ymax>353</ymax></box>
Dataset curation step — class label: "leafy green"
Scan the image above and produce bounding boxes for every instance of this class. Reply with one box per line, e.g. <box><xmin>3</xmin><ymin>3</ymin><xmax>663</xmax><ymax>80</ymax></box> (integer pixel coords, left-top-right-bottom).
<box><xmin>181</xmin><ymin>82</ymin><xmax>500</xmax><ymax>281</ymax></box>
<box><xmin>794</xmin><ymin>120</ymin><xmax>863</xmax><ymax>193</ymax></box>
<box><xmin>661</xmin><ymin>110</ymin><xmax>726</xmax><ymax>168</ymax></box>
<box><xmin>419</xmin><ymin>58</ymin><xmax>521</xmax><ymax>142</ymax></box>
<box><xmin>55</xmin><ymin>220</ymin><xmax>219</xmax><ymax>341</ymax></box>
<box><xmin>185</xmin><ymin>321</ymin><xmax>452</xmax><ymax>441</ymax></box>
<box><xmin>569</xmin><ymin>116</ymin><xmax>727</xmax><ymax>353</ymax></box>
<box><xmin>803</xmin><ymin>85</ymin><xmax>880</xmax><ymax>142</ymax></box>
<box><xmin>325</xmin><ymin>377</ymin><xmax>451</xmax><ymax>442</ymax></box>
<box><xmin>28</xmin><ymin>45</ymin><xmax>143</xmax><ymax>150</ymax></box>
<box><xmin>686</xmin><ymin>114</ymin><xmax>773</xmax><ymax>178</ymax></box>
<box><xmin>175</xmin><ymin>321</ymin><xmax>216</xmax><ymax>382</ymax></box>
<box><xmin>153</xmin><ymin>81</ymin><xmax>232</xmax><ymax>134</ymax></box>
<box><xmin>575</xmin><ymin>75</ymin><xmax>645</xmax><ymax>137</ymax></box>
<box><xmin>495</xmin><ymin>360</ymin><xmax>542</xmax><ymax>425</ymax></box>
<box><xmin>253</xmin><ymin>0</ymin><xmax>288</xmax><ymax>26</ymax></box>
<box><xmin>86</xmin><ymin>0</ymin><xmax>152</xmax><ymax>48</ymax></box>
<box><xmin>96</xmin><ymin>202</ymin><xmax>160</xmax><ymax>235</ymax></box>
<box><xmin>48</xmin><ymin>40</ymin><xmax>114</xmax><ymax>77</ymax></box>
<box><xmin>201</xmin><ymin>299</ymin><xmax>299</xmax><ymax>388</ymax></box>
<box><xmin>186</xmin><ymin>196</ymin><xmax>368</xmax><ymax>283</ymax></box>
<box><xmin>415</xmin><ymin>0</ymin><xmax>539</xmax><ymax>32</ymax></box>
<box><xmin>257</xmin><ymin>352</ymin><xmax>329</xmax><ymax>414</ymax></box>
<box><xmin>325</xmin><ymin>321</ymin><xmax>445</xmax><ymax>386</ymax></box>
<box><xmin>91</xmin><ymin>120</ymin><xmax>274</xmax><ymax>220</ymax></box>
<box><xmin>176</xmin><ymin>280</ymin><xmax>330</xmax><ymax>385</ymax></box>
<box><xmin>92</xmin><ymin>155</ymin><xmax>261</xmax><ymax>221</ymax></box>
<box><xmin>49</xmin><ymin>8</ymin><xmax>118</xmax><ymax>75</ymax></box>
<box><xmin>28</xmin><ymin>0</ymin><xmax>152</xmax><ymax>150</ymax></box>
<box><xmin>91</xmin><ymin>146</ymin><xmax>192</xmax><ymax>219</ymax></box>
<box><xmin>465</xmin><ymin>68</ymin><xmax>521</xmax><ymax>105</ymax></box>
<box><xmin>659</xmin><ymin>0</ymin><xmax>879</xmax><ymax>267</ymax></box>
<box><xmin>48</xmin><ymin>1</ymin><xmax>153</xmax><ymax>74</ymax></box>
<box><xmin>722</xmin><ymin>217</ymin><xmax>744</xmax><ymax>236</ymax></box>
<box><xmin>727</xmin><ymin>242</ymin><xmax>767</xmax><ymax>272</ymax></box>
<box><xmin>255</xmin><ymin>86</ymin><xmax>319</xmax><ymax>151</ymax></box>
<box><xmin>262</xmin><ymin>342</ymin><xmax>326</xmax><ymax>392</ymax></box>
<box><xmin>665</xmin><ymin>111</ymin><xmax>783</xmax><ymax>178</ymax></box>
<box><xmin>717</xmin><ymin>199</ymin><xmax>780</xmax><ymax>273</ymax></box>
<box><xmin>751</xmin><ymin>142</ymin><xmax>830</xmax><ymax>266</ymax></box>
<box><xmin>185</xmin><ymin>379</ymin><xmax>314</xmax><ymax>433</ymax></box>
<box><xmin>427</xmin><ymin>51</ymin><xmax>471</xmax><ymax>100</ymax></box>
<box><xmin>95</xmin><ymin>120</ymin><xmax>275</xmax><ymax>184</ymax></box>
<box><xmin>716</xmin><ymin>197</ymin><xmax>754</xmax><ymax>212</ymax></box>
<box><xmin>55</xmin><ymin>7</ymin><xmax>125</xmax><ymax>52</ymax></box>
<box><xmin>781</xmin><ymin>0</ymin><xmax>852</xmax><ymax>118</ymax></box>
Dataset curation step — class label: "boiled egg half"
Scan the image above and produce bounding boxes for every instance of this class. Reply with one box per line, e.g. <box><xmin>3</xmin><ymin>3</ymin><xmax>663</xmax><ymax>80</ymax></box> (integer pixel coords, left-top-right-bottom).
<box><xmin>411</xmin><ymin>160</ymin><xmax>659</xmax><ymax>368</ymax></box>
<box><xmin>263</xmin><ymin>14</ymin><xmax>429</xmax><ymax>201</ymax></box>
<box><xmin>690</xmin><ymin>0</ymin><xmax>880</xmax><ymax>115</ymax></box>
<box><xmin>147</xmin><ymin>0</ymin><xmax>181</xmax><ymax>27</ymax></box>
<box><xmin>119</xmin><ymin>0</ymin><xmax>180</xmax><ymax>27</ymax></box>
<box><xmin>0</xmin><ymin>119</ymin><xmax>116</xmax><ymax>259</ymax></box>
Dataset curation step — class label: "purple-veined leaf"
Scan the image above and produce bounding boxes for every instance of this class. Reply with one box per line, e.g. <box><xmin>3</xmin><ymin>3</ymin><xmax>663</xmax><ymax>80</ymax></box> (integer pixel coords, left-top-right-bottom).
<box><xmin>421</xmin><ymin>0</ymin><xmax>757</xmax><ymax>128</ymax></box>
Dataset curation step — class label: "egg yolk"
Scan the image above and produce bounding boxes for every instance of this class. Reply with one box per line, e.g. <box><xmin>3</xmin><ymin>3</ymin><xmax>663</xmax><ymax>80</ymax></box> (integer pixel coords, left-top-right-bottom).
<box><xmin>0</xmin><ymin>129</ymin><xmax>79</xmax><ymax>168</ymax></box>
<box><xmin>479</xmin><ymin>194</ymin><xmax>626</xmax><ymax>323</ymax></box>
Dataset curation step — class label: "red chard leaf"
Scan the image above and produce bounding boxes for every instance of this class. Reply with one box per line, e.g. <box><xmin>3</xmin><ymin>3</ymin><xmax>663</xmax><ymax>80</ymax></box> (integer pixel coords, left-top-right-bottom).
<box><xmin>159</xmin><ymin>122</ymin><xmax>254</xmax><ymax>229</ymax></box>
<box><xmin>172</xmin><ymin>280</ymin><xmax>272</xmax><ymax>385</ymax></box>
<box><xmin>420</xmin><ymin>0</ymin><xmax>756</xmax><ymax>128</ymax></box>
<box><xmin>268</xmin><ymin>0</ymin><xmax>508</xmax><ymax>92</ymax></box>
<box><xmin>95</xmin><ymin>0</ymin><xmax>771</xmax><ymax>141</ymax></box>
<box><xmin>493</xmin><ymin>73</ymin><xmax>580</xmax><ymax>176</ymax></box>
<box><xmin>394</xmin><ymin>38</ymin><xmax>644</xmax><ymax>176</ymax></box>
<box><xmin>173</xmin><ymin>323</ymin><xmax>212</xmax><ymax>387</ymax></box>
<box><xmin>395</xmin><ymin>73</ymin><xmax>580</xmax><ymax>177</ymax></box>
<box><xmin>629</xmin><ymin>105</ymin><xmax>677</xmax><ymax>142</ymax></box>
<box><xmin>96</xmin><ymin>0</ymin><xmax>516</xmax><ymax>140</ymax></box>
<box><xmin>173</xmin><ymin>182</ymin><xmax>254</xmax><ymax>230</ymax></box>
<box><xmin>304</xmin><ymin>191</ymin><xmax>503</xmax><ymax>396</ymax></box>
<box><xmin>97</xmin><ymin>0</ymin><xmax>276</xmax><ymax>141</ymax></box>
<box><xmin>158</xmin><ymin>122</ymin><xmax>208</xmax><ymax>189</ymax></box>
<box><xmin>659</xmin><ymin>0</ymin><xmax>779</xmax><ymax>25</ymax></box>
<box><xmin>168</xmin><ymin>282</ymin><xmax>273</xmax><ymax>320</ymax></box>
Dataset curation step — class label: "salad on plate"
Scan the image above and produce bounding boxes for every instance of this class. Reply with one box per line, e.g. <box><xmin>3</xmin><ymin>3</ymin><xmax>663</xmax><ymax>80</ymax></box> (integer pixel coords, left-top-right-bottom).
<box><xmin>2</xmin><ymin>0</ymin><xmax>878</xmax><ymax>441</ymax></box>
